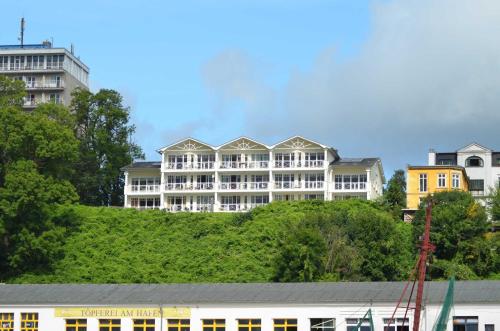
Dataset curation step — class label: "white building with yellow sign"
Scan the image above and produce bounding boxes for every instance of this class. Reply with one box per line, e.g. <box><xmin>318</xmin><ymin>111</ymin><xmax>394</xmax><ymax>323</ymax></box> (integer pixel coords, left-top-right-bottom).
<box><xmin>0</xmin><ymin>282</ymin><xmax>499</xmax><ymax>331</ymax></box>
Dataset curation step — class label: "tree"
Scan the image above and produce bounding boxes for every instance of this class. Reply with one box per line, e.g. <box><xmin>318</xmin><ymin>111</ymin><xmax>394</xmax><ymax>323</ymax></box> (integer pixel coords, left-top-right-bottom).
<box><xmin>383</xmin><ymin>169</ymin><xmax>407</xmax><ymax>218</ymax></box>
<box><xmin>412</xmin><ymin>191</ymin><xmax>495</xmax><ymax>279</ymax></box>
<box><xmin>71</xmin><ymin>89</ymin><xmax>144</xmax><ymax>206</ymax></box>
<box><xmin>272</xmin><ymin>221</ymin><xmax>326</xmax><ymax>282</ymax></box>
<box><xmin>0</xmin><ymin>76</ymin><xmax>25</xmax><ymax>108</ymax></box>
<box><xmin>490</xmin><ymin>188</ymin><xmax>500</xmax><ymax>222</ymax></box>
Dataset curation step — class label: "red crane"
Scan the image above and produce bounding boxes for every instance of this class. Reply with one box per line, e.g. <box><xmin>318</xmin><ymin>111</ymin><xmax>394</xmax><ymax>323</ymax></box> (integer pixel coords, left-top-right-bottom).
<box><xmin>387</xmin><ymin>200</ymin><xmax>435</xmax><ymax>331</ymax></box>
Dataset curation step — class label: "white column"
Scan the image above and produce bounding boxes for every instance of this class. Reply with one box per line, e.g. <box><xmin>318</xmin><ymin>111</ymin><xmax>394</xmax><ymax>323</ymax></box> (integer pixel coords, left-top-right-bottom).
<box><xmin>214</xmin><ymin>151</ymin><xmax>220</xmax><ymax>211</ymax></box>
<box><xmin>366</xmin><ymin>169</ymin><xmax>371</xmax><ymax>200</ymax></box>
<box><xmin>269</xmin><ymin>150</ymin><xmax>273</xmax><ymax>202</ymax></box>
<box><xmin>124</xmin><ymin>171</ymin><xmax>129</xmax><ymax>207</ymax></box>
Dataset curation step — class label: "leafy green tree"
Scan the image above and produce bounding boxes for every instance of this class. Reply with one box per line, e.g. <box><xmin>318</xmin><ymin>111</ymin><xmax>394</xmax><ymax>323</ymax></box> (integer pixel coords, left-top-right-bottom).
<box><xmin>412</xmin><ymin>191</ymin><xmax>494</xmax><ymax>279</ymax></box>
<box><xmin>490</xmin><ymin>188</ymin><xmax>500</xmax><ymax>222</ymax></box>
<box><xmin>273</xmin><ymin>221</ymin><xmax>326</xmax><ymax>282</ymax></box>
<box><xmin>383</xmin><ymin>169</ymin><xmax>407</xmax><ymax>218</ymax></box>
<box><xmin>0</xmin><ymin>76</ymin><xmax>25</xmax><ymax>108</ymax></box>
<box><xmin>71</xmin><ymin>88</ymin><xmax>144</xmax><ymax>206</ymax></box>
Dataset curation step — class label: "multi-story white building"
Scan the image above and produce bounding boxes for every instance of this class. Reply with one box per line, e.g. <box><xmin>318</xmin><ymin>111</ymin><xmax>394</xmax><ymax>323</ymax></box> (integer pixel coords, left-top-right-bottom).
<box><xmin>428</xmin><ymin>143</ymin><xmax>500</xmax><ymax>200</ymax></box>
<box><xmin>122</xmin><ymin>136</ymin><xmax>385</xmax><ymax>211</ymax></box>
<box><xmin>0</xmin><ymin>41</ymin><xmax>89</xmax><ymax>110</ymax></box>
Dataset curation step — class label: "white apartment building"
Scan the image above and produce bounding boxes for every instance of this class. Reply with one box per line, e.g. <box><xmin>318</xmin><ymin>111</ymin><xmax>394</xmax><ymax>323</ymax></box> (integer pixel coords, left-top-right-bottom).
<box><xmin>0</xmin><ymin>282</ymin><xmax>498</xmax><ymax>331</ymax></box>
<box><xmin>122</xmin><ymin>136</ymin><xmax>385</xmax><ymax>211</ymax></box>
<box><xmin>428</xmin><ymin>143</ymin><xmax>500</xmax><ymax>200</ymax></box>
<box><xmin>0</xmin><ymin>41</ymin><xmax>89</xmax><ymax>110</ymax></box>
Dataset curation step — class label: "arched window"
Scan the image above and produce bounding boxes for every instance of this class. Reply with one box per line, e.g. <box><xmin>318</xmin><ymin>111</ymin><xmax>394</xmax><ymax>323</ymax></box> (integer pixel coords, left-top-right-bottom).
<box><xmin>465</xmin><ymin>156</ymin><xmax>484</xmax><ymax>167</ymax></box>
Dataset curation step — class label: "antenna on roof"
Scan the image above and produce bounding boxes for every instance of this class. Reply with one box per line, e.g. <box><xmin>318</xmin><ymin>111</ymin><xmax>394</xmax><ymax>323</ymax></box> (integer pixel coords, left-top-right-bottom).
<box><xmin>19</xmin><ymin>17</ymin><xmax>25</xmax><ymax>47</ymax></box>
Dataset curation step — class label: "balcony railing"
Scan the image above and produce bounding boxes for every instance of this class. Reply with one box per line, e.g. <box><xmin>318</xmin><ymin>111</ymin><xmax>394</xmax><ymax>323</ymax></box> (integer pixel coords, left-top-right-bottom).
<box><xmin>165</xmin><ymin>162</ymin><xmax>215</xmax><ymax>170</ymax></box>
<box><xmin>220</xmin><ymin>161</ymin><xmax>269</xmax><ymax>169</ymax></box>
<box><xmin>304</xmin><ymin>181</ymin><xmax>325</xmax><ymax>189</ymax></box>
<box><xmin>274</xmin><ymin>182</ymin><xmax>302</xmax><ymax>189</ymax></box>
<box><xmin>220</xmin><ymin>203</ymin><xmax>244</xmax><ymax>211</ymax></box>
<box><xmin>0</xmin><ymin>63</ymin><xmax>64</xmax><ymax>71</ymax></box>
<box><xmin>274</xmin><ymin>160</ymin><xmax>325</xmax><ymax>168</ymax></box>
<box><xmin>165</xmin><ymin>183</ymin><xmax>214</xmax><ymax>190</ymax></box>
<box><xmin>25</xmin><ymin>81</ymin><xmax>64</xmax><ymax>89</ymax></box>
<box><xmin>334</xmin><ymin>182</ymin><xmax>367</xmax><ymax>190</ymax></box>
<box><xmin>129</xmin><ymin>185</ymin><xmax>160</xmax><ymax>193</ymax></box>
<box><xmin>23</xmin><ymin>99</ymin><xmax>37</xmax><ymax>107</ymax></box>
<box><xmin>219</xmin><ymin>182</ymin><xmax>269</xmax><ymax>190</ymax></box>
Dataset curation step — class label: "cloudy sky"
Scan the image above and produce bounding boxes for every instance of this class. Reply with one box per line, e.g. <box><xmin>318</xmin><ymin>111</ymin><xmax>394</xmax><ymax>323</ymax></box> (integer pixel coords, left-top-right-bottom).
<box><xmin>2</xmin><ymin>0</ymin><xmax>500</xmax><ymax>176</ymax></box>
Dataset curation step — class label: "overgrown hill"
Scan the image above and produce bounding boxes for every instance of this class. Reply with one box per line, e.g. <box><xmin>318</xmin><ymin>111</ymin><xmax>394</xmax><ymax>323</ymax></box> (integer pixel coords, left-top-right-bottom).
<box><xmin>9</xmin><ymin>200</ymin><xmax>415</xmax><ymax>283</ymax></box>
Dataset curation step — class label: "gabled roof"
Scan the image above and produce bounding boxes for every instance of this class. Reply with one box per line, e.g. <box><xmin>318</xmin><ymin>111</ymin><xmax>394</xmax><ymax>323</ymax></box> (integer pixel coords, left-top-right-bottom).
<box><xmin>217</xmin><ymin>136</ymin><xmax>270</xmax><ymax>150</ymax></box>
<box><xmin>120</xmin><ymin>161</ymin><xmax>161</xmax><ymax>171</ymax></box>
<box><xmin>0</xmin><ymin>281</ymin><xmax>498</xmax><ymax>305</ymax></box>
<box><xmin>272</xmin><ymin>135</ymin><xmax>328</xmax><ymax>149</ymax></box>
<box><xmin>157</xmin><ymin>138</ymin><xmax>215</xmax><ymax>153</ymax></box>
<box><xmin>457</xmin><ymin>142</ymin><xmax>492</xmax><ymax>153</ymax></box>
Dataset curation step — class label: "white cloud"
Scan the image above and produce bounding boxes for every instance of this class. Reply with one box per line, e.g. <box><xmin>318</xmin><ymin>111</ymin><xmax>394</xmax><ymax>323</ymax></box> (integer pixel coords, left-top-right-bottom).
<box><xmin>199</xmin><ymin>0</ymin><xmax>500</xmax><ymax>174</ymax></box>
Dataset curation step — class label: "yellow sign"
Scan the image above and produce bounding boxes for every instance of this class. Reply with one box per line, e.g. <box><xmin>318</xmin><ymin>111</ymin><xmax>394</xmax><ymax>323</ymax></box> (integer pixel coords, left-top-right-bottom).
<box><xmin>54</xmin><ymin>307</ymin><xmax>190</xmax><ymax>318</ymax></box>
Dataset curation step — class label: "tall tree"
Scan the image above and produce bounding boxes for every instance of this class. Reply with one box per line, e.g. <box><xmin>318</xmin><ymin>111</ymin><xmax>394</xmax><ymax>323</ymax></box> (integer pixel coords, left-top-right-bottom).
<box><xmin>383</xmin><ymin>169</ymin><xmax>407</xmax><ymax>218</ymax></box>
<box><xmin>0</xmin><ymin>76</ymin><xmax>25</xmax><ymax>108</ymax></box>
<box><xmin>71</xmin><ymin>88</ymin><xmax>144</xmax><ymax>206</ymax></box>
<box><xmin>490</xmin><ymin>188</ymin><xmax>500</xmax><ymax>223</ymax></box>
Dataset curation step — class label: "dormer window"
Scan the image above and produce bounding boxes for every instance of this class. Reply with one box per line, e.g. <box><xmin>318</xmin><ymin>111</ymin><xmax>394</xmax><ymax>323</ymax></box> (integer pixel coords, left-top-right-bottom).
<box><xmin>465</xmin><ymin>156</ymin><xmax>483</xmax><ymax>167</ymax></box>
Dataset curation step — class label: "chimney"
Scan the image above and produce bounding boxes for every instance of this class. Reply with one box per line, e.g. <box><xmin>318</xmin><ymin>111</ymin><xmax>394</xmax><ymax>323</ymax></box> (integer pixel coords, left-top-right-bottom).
<box><xmin>428</xmin><ymin>149</ymin><xmax>436</xmax><ymax>166</ymax></box>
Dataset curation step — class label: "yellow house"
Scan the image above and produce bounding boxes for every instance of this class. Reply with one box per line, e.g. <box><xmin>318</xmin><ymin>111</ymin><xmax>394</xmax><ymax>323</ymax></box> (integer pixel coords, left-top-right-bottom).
<box><xmin>406</xmin><ymin>165</ymin><xmax>469</xmax><ymax>210</ymax></box>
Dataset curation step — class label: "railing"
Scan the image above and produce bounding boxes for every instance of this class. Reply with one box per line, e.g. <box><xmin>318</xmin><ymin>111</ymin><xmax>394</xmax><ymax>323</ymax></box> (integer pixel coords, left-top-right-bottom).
<box><xmin>23</xmin><ymin>99</ymin><xmax>37</xmax><ymax>107</ymax></box>
<box><xmin>220</xmin><ymin>161</ymin><xmax>269</xmax><ymax>169</ymax></box>
<box><xmin>304</xmin><ymin>160</ymin><xmax>325</xmax><ymax>168</ymax></box>
<box><xmin>25</xmin><ymin>81</ymin><xmax>64</xmax><ymax>89</ymax></box>
<box><xmin>334</xmin><ymin>182</ymin><xmax>367</xmax><ymax>190</ymax></box>
<box><xmin>274</xmin><ymin>182</ymin><xmax>302</xmax><ymax>189</ymax></box>
<box><xmin>220</xmin><ymin>203</ymin><xmax>244</xmax><ymax>211</ymax></box>
<box><xmin>196</xmin><ymin>204</ymin><xmax>214</xmax><ymax>212</ymax></box>
<box><xmin>0</xmin><ymin>63</ymin><xmax>64</xmax><ymax>71</ymax></box>
<box><xmin>135</xmin><ymin>206</ymin><xmax>161</xmax><ymax>210</ymax></box>
<box><xmin>274</xmin><ymin>160</ymin><xmax>325</xmax><ymax>168</ymax></box>
<box><xmin>219</xmin><ymin>182</ymin><xmax>268</xmax><ymax>190</ymax></box>
<box><xmin>165</xmin><ymin>183</ymin><xmax>214</xmax><ymax>190</ymax></box>
<box><xmin>165</xmin><ymin>162</ymin><xmax>215</xmax><ymax>170</ymax></box>
<box><xmin>304</xmin><ymin>181</ymin><xmax>325</xmax><ymax>189</ymax></box>
<box><xmin>129</xmin><ymin>185</ymin><xmax>160</xmax><ymax>193</ymax></box>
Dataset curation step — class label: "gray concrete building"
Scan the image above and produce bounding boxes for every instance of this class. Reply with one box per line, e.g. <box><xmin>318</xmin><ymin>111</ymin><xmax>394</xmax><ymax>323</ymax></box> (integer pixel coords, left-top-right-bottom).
<box><xmin>0</xmin><ymin>41</ymin><xmax>89</xmax><ymax>110</ymax></box>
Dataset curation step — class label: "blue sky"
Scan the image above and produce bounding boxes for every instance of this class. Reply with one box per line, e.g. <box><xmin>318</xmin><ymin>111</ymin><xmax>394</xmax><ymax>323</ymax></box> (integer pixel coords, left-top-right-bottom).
<box><xmin>2</xmin><ymin>0</ymin><xmax>500</xmax><ymax>178</ymax></box>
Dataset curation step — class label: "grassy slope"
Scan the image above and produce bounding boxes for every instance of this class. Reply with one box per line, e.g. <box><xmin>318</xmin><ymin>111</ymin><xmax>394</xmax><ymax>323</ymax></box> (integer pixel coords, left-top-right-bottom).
<box><xmin>12</xmin><ymin>201</ymin><xmax>322</xmax><ymax>283</ymax></box>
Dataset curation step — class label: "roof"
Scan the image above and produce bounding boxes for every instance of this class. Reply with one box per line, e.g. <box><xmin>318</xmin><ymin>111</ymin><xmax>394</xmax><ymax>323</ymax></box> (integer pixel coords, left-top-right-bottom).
<box><xmin>407</xmin><ymin>165</ymin><xmax>466</xmax><ymax>171</ymax></box>
<box><xmin>121</xmin><ymin>161</ymin><xmax>161</xmax><ymax>171</ymax></box>
<box><xmin>331</xmin><ymin>158</ymin><xmax>380</xmax><ymax>167</ymax></box>
<box><xmin>0</xmin><ymin>281</ymin><xmax>498</xmax><ymax>306</ymax></box>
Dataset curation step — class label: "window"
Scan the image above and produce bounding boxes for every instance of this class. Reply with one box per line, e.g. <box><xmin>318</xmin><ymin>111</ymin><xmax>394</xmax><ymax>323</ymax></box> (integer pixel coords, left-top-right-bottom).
<box><xmin>274</xmin><ymin>319</ymin><xmax>297</xmax><ymax>331</ymax></box>
<box><xmin>100</xmin><ymin>319</ymin><xmax>120</xmax><ymax>331</ymax></box>
<box><xmin>485</xmin><ymin>325</ymin><xmax>494</xmax><ymax>331</ymax></box>
<box><xmin>437</xmin><ymin>173</ymin><xmax>446</xmax><ymax>188</ymax></box>
<box><xmin>133</xmin><ymin>319</ymin><xmax>155</xmax><ymax>331</ymax></box>
<box><xmin>21</xmin><ymin>313</ymin><xmax>38</xmax><ymax>331</ymax></box>
<box><xmin>66</xmin><ymin>320</ymin><xmax>87</xmax><ymax>331</ymax></box>
<box><xmin>438</xmin><ymin>159</ymin><xmax>453</xmax><ymax>165</ymax></box>
<box><xmin>469</xmin><ymin>180</ymin><xmax>484</xmax><ymax>192</ymax></box>
<box><xmin>453</xmin><ymin>317</ymin><xmax>478</xmax><ymax>331</ymax></box>
<box><xmin>419</xmin><ymin>174</ymin><xmax>428</xmax><ymax>192</ymax></box>
<box><xmin>202</xmin><ymin>319</ymin><xmax>225</xmax><ymax>331</ymax></box>
<box><xmin>238</xmin><ymin>319</ymin><xmax>261</xmax><ymax>331</ymax></box>
<box><xmin>167</xmin><ymin>319</ymin><xmax>190</xmax><ymax>331</ymax></box>
<box><xmin>0</xmin><ymin>313</ymin><xmax>14</xmax><ymax>331</ymax></box>
<box><xmin>346</xmin><ymin>319</ymin><xmax>371</xmax><ymax>331</ymax></box>
<box><xmin>310</xmin><ymin>318</ymin><xmax>335</xmax><ymax>331</ymax></box>
<box><xmin>452</xmin><ymin>174</ymin><xmax>460</xmax><ymax>188</ymax></box>
<box><xmin>383</xmin><ymin>318</ymin><xmax>409</xmax><ymax>331</ymax></box>
<box><xmin>465</xmin><ymin>156</ymin><xmax>483</xmax><ymax>167</ymax></box>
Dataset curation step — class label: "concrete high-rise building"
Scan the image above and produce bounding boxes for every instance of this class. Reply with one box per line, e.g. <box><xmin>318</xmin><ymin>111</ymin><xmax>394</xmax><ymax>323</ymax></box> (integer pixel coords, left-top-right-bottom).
<box><xmin>0</xmin><ymin>41</ymin><xmax>89</xmax><ymax>110</ymax></box>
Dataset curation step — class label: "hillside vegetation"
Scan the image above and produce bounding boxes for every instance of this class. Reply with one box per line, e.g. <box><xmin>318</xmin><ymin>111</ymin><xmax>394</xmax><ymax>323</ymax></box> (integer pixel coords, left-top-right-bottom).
<box><xmin>9</xmin><ymin>200</ymin><xmax>414</xmax><ymax>283</ymax></box>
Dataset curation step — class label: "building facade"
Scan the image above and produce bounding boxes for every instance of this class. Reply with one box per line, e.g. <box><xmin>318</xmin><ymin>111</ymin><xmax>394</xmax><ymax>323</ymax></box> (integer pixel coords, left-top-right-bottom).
<box><xmin>122</xmin><ymin>136</ymin><xmax>385</xmax><ymax>211</ymax></box>
<box><xmin>406</xmin><ymin>165</ymin><xmax>469</xmax><ymax>210</ymax></box>
<box><xmin>0</xmin><ymin>42</ymin><xmax>89</xmax><ymax>110</ymax></box>
<box><xmin>0</xmin><ymin>282</ymin><xmax>498</xmax><ymax>331</ymax></box>
<box><xmin>428</xmin><ymin>143</ymin><xmax>500</xmax><ymax>200</ymax></box>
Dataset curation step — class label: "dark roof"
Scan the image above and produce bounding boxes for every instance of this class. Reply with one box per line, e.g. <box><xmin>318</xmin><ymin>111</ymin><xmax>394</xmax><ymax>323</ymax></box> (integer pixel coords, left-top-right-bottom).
<box><xmin>121</xmin><ymin>161</ymin><xmax>161</xmax><ymax>171</ymax></box>
<box><xmin>331</xmin><ymin>158</ymin><xmax>380</xmax><ymax>167</ymax></box>
<box><xmin>0</xmin><ymin>281</ymin><xmax>498</xmax><ymax>306</ymax></box>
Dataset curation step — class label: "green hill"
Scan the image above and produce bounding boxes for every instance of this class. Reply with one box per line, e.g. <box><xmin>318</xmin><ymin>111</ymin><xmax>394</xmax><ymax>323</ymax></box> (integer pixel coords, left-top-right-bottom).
<box><xmin>9</xmin><ymin>200</ymin><xmax>415</xmax><ymax>283</ymax></box>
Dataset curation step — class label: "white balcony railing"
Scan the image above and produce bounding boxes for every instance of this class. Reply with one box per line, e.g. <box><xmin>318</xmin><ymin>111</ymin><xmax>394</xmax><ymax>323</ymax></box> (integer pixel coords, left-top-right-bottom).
<box><xmin>165</xmin><ymin>162</ymin><xmax>215</xmax><ymax>170</ymax></box>
<box><xmin>274</xmin><ymin>160</ymin><xmax>325</xmax><ymax>168</ymax></box>
<box><xmin>304</xmin><ymin>181</ymin><xmax>325</xmax><ymax>189</ymax></box>
<box><xmin>334</xmin><ymin>182</ymin><xmax>367</xmax><ymax>190</ymax></box>
<box><xmin>129</xmin><ymin>185</ymin><xmax>160</xmax><ymax>193</ymax></box>
<box><xmin>165</xmin><ymin>183</ymin><xmax>214</xmax><ymax>190</ymax></box>
<box><xmin>220</xmin><ymin>161</ymin><xmax>269</xmax><ymax>169</ymax></box>
<box><xmin>219</xmin><ymin>182</ymin><xmax>268</xmax><ymax>190</ymax></box>
<box><xmin>220</xmin><ymin>203</ymin><xmax>244</xmax><ymax>211</ymax></box>
<box><xmin>274</xmin><ymin>182</ymin><xmax>302</xmax><ymax>189</ymax></box>
<box><xmin>0</xmin><ymin>63</ymin><xmax>64</xmax><ymax>71</ymax></box>
<box><xmin>196</xmin><ymin>204</ymin><xmax>214</xmax><ymax>212</ymax></box>
<box><xmin>23</xmin><ymin>100</ymin><xmax>37</xmax><ymax>107</ymax></box>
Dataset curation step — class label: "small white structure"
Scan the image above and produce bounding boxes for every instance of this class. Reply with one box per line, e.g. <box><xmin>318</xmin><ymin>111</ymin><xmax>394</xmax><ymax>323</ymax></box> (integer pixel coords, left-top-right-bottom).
<box><xmin>428</xmin><ymin>143</ymin><xmax>500</xmax><ymax>200</ymax></box>
<box><xmin>122</xmin><ymin>136</ymin><xmax>385</xmax><ymax>211</ymax></box>
<box><xmin>0</xmin><ymin>282</ymin><xmax>498</xmax><ymax>331</ymax></box>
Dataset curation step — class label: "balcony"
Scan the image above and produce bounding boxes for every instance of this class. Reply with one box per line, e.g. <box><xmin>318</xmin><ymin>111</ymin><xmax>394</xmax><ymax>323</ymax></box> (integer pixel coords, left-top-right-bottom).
<box><xmin>127</xmin><ymin>185</ymin><xmax>161</xmax><ymax>193</ymax></box>
<box><xmin>23</xmin><ymin>99</ymin><xmax>38</xmax><ymax>107</ymax></box>
<box><xmin>274</xmin><ymin>181</ymin><xmax>302</xmax><ymax>189</ymax></box>
<box><xmin>165</xmin><ymin>183</ymin><xmax>214</xmax><ymax>191</ymax></box>
<box><xmin>273</xmin><ymin>160</ymin><xmax>325</xmax><ymax>168</ymax></box>
<box><xmin>333</xmin><ymin>182</ymin><xmax>367</xmax><ymax>191</ymax></box>
<box><xmin>165</xmin><ymin>162</ymin><xmax>215</xmax><ymax>170</ymax></box>
<box><xmin>219</xmin><ymin>182</ymin><xmax>269</xmax><ymax>190</ymax></box>
<box><xmin>25</xmin><ymin>81</ymin><xmax>64</xmax><ymax>90</ymax></box>
<box><xmin>167</xmin><ymin>204</ymin><xmax>214</xmax><ymax>212</ymax></box>
<box><xmin>220</xmin><ymin>161</ymin><xmax>269</xmax><ymax>169</ymax></box>
<box><xmin>304</xmin><ymin>181</ymin><xmax>325</xmax><ymax>189</ymax></box>
<box><xmin>0</xmin><ymin>63</ymin><xmax>64</xmax><ymax>72</ymax></box>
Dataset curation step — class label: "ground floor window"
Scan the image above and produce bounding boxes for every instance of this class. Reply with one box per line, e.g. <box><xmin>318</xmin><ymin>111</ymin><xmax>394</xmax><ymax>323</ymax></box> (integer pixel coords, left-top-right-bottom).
<box><xmin>383</xmin><ymin>318</ymin><xmax>409</xmax><ymax>331</ymax></box>
<box><xmin>131</xmin><ymin>197</ymin><xmax>161</xmax><ymax>209</ymax></box>
<box><xmin>0</xmin><ymin>313</ymin><xmax>14</xmax><ymax>331</ymax></box>
<box><xmin>346</xmin><ymin>319</ymin><xmax>371</xmax><ymax>331</ymax></box>
<box><xmin>99</xmin><ymin>319</ymin><xmax>120</xmax><ymax>331</ymax></box>
<box><xmin>310</xmin><ymin>318</ymin><xmax>335</xmax><ymax>331</ymax></box>
<box><xmin>202</xmin><ymin>319</ymin><xmax>225</xmax><ymax>331</ymax></box>
<box><xmin>274</xmin><ymin>319</ymin><xmax>297</xmax><ymax>331</ymax></box>
<box><xmin>66</xmin><ymin>319</ymin><xmax>87</xmax><ymax>331</ymax></box>
<box><xmin>251</xmin><ymin>195</ymin><xmax>269</xmax><ymax>205</ymax></box>
<box><xmin>238</xmin><ymin>319</ymin><xmax>261</xmax><ymax>331</ymax></box>
<box><xmin>167</xmin><ymin>319</ymin><xmax>190</xmax><ymax>331</ymax></box>
<box><xmin>133</xmin><ymin>319</ymin><xmax>155</xmax><ymax>331</ymax></box>
<box><xmin>304</xmin><ymin>194</ymin><xmax>324</xmax><ymax>200</ymax></box>
<box><xmin>21</xmin><ymin>313</ymin><xmax>38</xmax><ymax>331</ymax></box>
<box><xmin>453</xmin><ymin>317</ymin><xmax>478</xmax><ymax>331</ymax></box>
